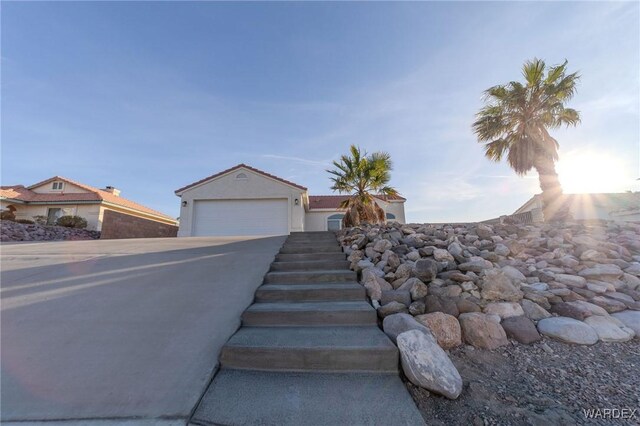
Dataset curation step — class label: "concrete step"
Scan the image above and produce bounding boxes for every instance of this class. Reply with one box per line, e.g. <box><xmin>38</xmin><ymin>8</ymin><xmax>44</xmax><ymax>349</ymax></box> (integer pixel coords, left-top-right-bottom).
<box><xmin>283</xmin><ymin>241</ymin><xmax>340</xmax><ymax>247</ymax></box>
<box><xmin>270</xmin><ymin>260</ymin><xmax>351</xmax><ymax>271</ymax></box>
<box><xmin>242</xmin><ymin>301</ymin><xmax>376</xmax><ymax>326</ymax></box>
<box><xmin>279</xmin><ymin>245</ymin><xmax>343</xmax><ymax>254</ymax></box>
<box><xmin>276</xmin><ymin>252</ymin><xmax>346</xmax><ymax>262</ymax></box>
<box><xmin>255</xmin><ymin>283</ymin><xmax>365</xmax><ymax>302</ymax></box>
<box><xmin>220</xmin><ymin>326</ymin><xmax>398</xmax><ymax>372</ymax></box>
<box><xmin>265</xmin><ymin>270</ymin><xmax>356</xmax><ymax>284</ymax></box>
<box><xmin>191</xmin><ymin>369</ymin><xmax>426</xmax><ymax>426</ymax></box>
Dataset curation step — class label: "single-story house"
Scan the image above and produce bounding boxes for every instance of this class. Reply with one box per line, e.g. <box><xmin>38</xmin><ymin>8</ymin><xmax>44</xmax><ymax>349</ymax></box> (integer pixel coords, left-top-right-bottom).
<box><xmin>1</xmin><ymin>176</ymin><xmax>179</xmax><ymax>238</ymax></box>
<box><xmin>174</xmin><ymin>164</ymin><xmax>406</xmax><ymax>237</ymax></box>
<box><xmin>512</xmin><ymin>192</ymin><xmax>640</xmax><ymax>223</ymax></box>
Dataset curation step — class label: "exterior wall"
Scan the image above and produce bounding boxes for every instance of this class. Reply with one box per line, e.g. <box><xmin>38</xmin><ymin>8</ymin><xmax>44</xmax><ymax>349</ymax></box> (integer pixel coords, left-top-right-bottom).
<box><xmin>305</xmin><ymin>210</ymin><xmax>345</xmax><ymax>231</ymax></box>
<box><xmin>305</xmin><ymin>202</ymin><xmax>406</xmax><ymax>231</ymax></box>
<box><xmin>30</xmin><ymin>181</ymin><xmax>89</xmax><ymax>194</ymax></box>
<box><xmin>8</xmin><ymin>203</ymin><xmax>102</xmax><ymax>230</ymax></box>
<box><xmin>384</xmin><ymin>201</ymin><xmax>406</xmax><ymax>223</ymax></box>
<box><xmin>177</xmin><ymin>168</ymin><xmax>306</xmax><ymax>237</ymax></box>
<box><xmin>100</xmin><ymin>209</ymin><xmax>178</xmax><ymax>239</ymax></box>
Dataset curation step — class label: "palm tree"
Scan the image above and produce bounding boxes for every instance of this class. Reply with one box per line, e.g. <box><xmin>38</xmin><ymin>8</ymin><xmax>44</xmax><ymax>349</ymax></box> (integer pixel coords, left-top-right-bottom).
<box><xmin>328</xmin><ymin>145</ymin><xmax>399</xmax><ymax>227</ymax></box>
<box><xmin>473</xmin><ymin>58</ymin><xmax>581</xmax><ymax>222</ymax></box>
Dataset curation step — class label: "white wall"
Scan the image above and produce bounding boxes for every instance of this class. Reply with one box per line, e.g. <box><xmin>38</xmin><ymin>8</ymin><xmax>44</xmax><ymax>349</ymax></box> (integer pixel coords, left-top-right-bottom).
<box><xmin>31</xmin><ymin>181</ymin><xmax>89</xmax><ymax>194</ymax></box>
<box><xmin>9</xmin><ymin>204</ymin><xmax>102</xmax><ymax>230</ymax></box>
<box><xmin>177</xmin><ymin>167</ymin><xmax>306</xmax><ymax>237</ymax></box>
<box><xmin>305</xmin><ymin>211</ymin><xmax>342</xmax><ymax>231</ymax></box>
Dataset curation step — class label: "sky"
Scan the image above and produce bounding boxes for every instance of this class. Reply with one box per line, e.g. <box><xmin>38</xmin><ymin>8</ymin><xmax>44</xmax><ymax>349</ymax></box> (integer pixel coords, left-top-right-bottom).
<box><xmin>2</xmin><ymin>1</ymin><xmax>639</xmax><ymax>222</ymax></box>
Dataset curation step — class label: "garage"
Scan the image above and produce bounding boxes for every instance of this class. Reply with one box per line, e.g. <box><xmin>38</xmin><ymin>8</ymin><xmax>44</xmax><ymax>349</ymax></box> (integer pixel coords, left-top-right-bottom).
<box><xmin>192</xmin><ymin>199</ymin><xmax>289</xmax><ymax>236</ymax></box>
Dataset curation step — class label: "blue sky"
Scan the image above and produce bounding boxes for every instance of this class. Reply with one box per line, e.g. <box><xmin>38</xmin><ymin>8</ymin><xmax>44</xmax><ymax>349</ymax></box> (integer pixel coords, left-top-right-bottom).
<box><xmin>2</xmin><ymin>2</ymin><xmax>639</xmax><ymax>222</ymax></box>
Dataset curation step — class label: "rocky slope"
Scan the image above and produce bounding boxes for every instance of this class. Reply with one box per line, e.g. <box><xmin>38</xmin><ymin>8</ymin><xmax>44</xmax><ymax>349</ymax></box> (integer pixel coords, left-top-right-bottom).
<box><xmin>337</xmin><ymin>221</ymin><xmax>640</xmax><ymax>399</ymax></box>
<box><xmin>0</xmin><ymin>220</ymin><xmax>100</xmax><ymax>242</ymax></box>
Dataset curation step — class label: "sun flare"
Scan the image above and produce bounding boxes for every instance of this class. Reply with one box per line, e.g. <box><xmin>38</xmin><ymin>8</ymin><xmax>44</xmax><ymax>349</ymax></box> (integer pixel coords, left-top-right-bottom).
<box><xmin>556</xmin><ymin>151</ymin><xmax>630</xmax><ymax>194</ymax></box>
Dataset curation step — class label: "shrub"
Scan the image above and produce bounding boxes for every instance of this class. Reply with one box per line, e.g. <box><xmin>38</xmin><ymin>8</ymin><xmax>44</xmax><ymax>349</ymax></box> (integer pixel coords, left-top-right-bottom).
<box><xmin>56</xmin><ymin>215</ymin><xmax>88</xmax><ymax>229</ymax></box>
<box><xmin>32</xmin><ymin>215</ymin><xmax>48</xmax><ymax>226</ymax></box>
<box><xmin>16</xmin><ymin>219</ymin><xmax>35</xmax><ymax>224</ymax></box>
<box><xmin>1</xmin><ymin>210</ymin><xmax>16</xmax><ymax>221</ymax></box>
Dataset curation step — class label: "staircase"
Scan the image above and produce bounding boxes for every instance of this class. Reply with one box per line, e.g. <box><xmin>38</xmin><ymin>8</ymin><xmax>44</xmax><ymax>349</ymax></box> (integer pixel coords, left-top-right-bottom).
<box><xmin>191</xmin><ymin>232</ymin><xmax>425</xmax><ymax>426</ymax></box>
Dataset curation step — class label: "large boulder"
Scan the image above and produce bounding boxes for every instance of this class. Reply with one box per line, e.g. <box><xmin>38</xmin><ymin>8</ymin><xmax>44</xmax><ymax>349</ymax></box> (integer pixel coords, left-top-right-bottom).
<box><xmin>549</xmin><ymin>302</ymin><xmax>590</xmax><ymax>321</ymax></box>
<box><xmin>380</xmin><ymin>290</ymin><xmax>412</xmax><ymax>307</ymax></box>
<box><xmin>479</xmin><ymin>269</ymin><xmax>524</xmax><ymax>302</ymax></box>
<box><xmin>459</xmin><ymin>259</ymin><xmax>493</xmax><ymax>274</ymax></box>
<box><xmin>554</xmin><ymin>274</ymin><xmax>587</xmax><ymax>288</ymax></box>
<box><xmin>373</xmin><ymin>239</ymin><xmax>393</xmax><ymax>253</ymax></box>
<box><xmin>611</xmin><ymin>310</ymin><xmax>640</xmax><ymax>337</ymax></box>
<box><xmin>590</xmin><ymin>296</ymin><xmax>627</xmax><ymax>313</ymax></box>
<box><xmin>458</xmin><ymin>312</ymin><xmax>508</xmax><ymax>349</ymax></box>
<box><xmin>537</xmin><ymin>317</ymin><xmax>599</xmax><ymax>345</ymax></box>
<box><xmin>584</xmin><ymin>315</ymin><xmax>635</xmax><ymax>342</ymax></box>
<box><xmin>362</xmin><ymin>268</ymin><xmax>393</xmax><ymax>301</ymax></box>
<box><xmin>382</xmin><ymin>313</ymin><xmax>430</xmax><ymax>344</ymax></box>
<box><xmin>412</xmin><ymin>259</ymin><xmax>438</xmax><ymax>282</ymax></box>
<box><xmin>425</xmin><ymin>295</ymin><xmax>459</xmax><ymax>317</ymax></box>
<box><xmin>397</xmin><ymin>329</ymin><xmax>463</xmax><ymax>399</ymax></box>
<box><xmin>415</xmin><ymin>312</ymin><xmax>462</xmax><ymax>349</ymax></box>
<box><xmin>501</xmin><ymin>266</ymin><xmax>526</xmax><ymax>284</ymax></box>
<box><xmin>501</xmin><ymin>316</ymin><xmax>541</xmax><ymax>344</ymax></box>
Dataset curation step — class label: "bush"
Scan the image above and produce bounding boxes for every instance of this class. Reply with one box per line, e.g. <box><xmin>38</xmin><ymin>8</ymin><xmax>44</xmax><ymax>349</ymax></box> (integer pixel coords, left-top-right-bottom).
<box><xmin>56</xmin><ymin>215</ymin><xmax>88</xmax><ymax>229</ymax></box>
<box><xmin>16</xmin><ymin>219</ymin><xmax>35</xmax><ymax>224</ymax></box>
<box><xmin>1</xmin><ymin>210</ymin><xmax>16</xmax><ymax>221</ymax></box>
<box><xmin>32</xmin><ymin>215</ymin><xmax>48</xmax><ymax>226</ymax></box>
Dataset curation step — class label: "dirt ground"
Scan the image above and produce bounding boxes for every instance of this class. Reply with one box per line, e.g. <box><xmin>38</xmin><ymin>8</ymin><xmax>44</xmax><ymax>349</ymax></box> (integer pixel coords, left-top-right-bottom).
<box><xmin>405</xmin><ymin>338</ymin><xmax>640</xmax><ymax>426</ymax></box>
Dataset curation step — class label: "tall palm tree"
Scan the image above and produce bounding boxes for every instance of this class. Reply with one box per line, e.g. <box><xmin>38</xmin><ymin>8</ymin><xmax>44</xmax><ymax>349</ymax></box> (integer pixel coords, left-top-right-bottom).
<box><xmin>473</xmin><ymin>58</ymin><xmax>581</xmax><ymax>222</ymax></box>
<box><xmin>328</xmin><ymin>145</ymin><xmax>399</xmax><ymax>227</ymax></box>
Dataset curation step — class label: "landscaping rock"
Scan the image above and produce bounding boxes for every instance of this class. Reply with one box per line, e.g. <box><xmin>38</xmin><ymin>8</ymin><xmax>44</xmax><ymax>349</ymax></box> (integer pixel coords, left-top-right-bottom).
<box><xmin>550</xmin><ymin>302</ymin><xmax>590</xmax><ymax>321</ymax></box>
<box><xmin>583</xmin><ymin>315</ymin><xmax>635</xmax><ymax>342</ymax></box>
<box><xmin>412</xmin><ymin>259</ymin><xmax>438</xmax><ymax>282</ymax></box>
<box><xmin>479</xmin><ymin>269</ymin><xmax>523</xmax><ymax>302</ymax></box>
<box><xmin>611</xmin><ymin>310</ymin><xmax>640</xmax><ymax>336</ymax></box>
<box><xmin>483</xmin><ymin>302</ymin><xmax>525</xmax><ymax>319</ymax></box>
<box><xmin>380</xmin><ymin>290</ymin><xmax>412</xmax><ymax>307</ymax></box>
<box><xmin>377</xmin><ymin>301</ymin><xmax>408</xmax><ymax>318</ymax></box>
<box><xmin>520</xmin><ymin>299</ymin><xmax>551</xmax><ymax>321</ymax></box>
<box><xmin>537</xmin><ymin>317</ymin><xmax>599</xmax><ymax>345</ymax></box>
<box><xmin>415</xmin><ymin>312</ymin><xmax>462</xmax><ymax>349</ymax></box>
<box><xmin>501</xmin><ymin>316</ymin><xmax>541</xmax><ymax>344</ymax></box>
<box><xmin>382</xmin><ymin>313</ymin><xmax>431</xmax><ymax>344</ymax></box>
<box><xmin>397</xmin><ymin>329</ymin><xmax>463</xmax><ymax>399</ymax></box>
<box><xmin>458</xmin><ymin>312</ymin><xmax>508</xmax><ymax>349</ymax></box>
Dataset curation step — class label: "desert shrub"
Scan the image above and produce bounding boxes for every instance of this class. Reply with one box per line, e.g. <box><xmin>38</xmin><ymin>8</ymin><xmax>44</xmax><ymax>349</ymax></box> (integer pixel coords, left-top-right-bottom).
<box><xmin>16</xmin><ymin>219</ymin><xmax>35</xmax><ymax>224</ymax></box>
<box><xmin>32</xmin><ymin>215</ymin><xmax>48</xmax><ymax>226</ymax></box>
<box><xmin>1</xmin><ymin>210</ymin><xmax>16</xmax><ymax>221</ymax></box>
<box><xmin>56</xmin><ymin>215</ymin><xmax>88</xmax><ymax>229</ymax></box>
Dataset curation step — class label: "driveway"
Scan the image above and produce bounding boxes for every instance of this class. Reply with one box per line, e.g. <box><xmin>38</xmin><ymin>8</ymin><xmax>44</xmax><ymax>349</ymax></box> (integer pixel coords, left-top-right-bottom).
<box><xmin>0</xmin><ymin>236</ymin><xmax>286</xmax><ymax>425</ymax></box>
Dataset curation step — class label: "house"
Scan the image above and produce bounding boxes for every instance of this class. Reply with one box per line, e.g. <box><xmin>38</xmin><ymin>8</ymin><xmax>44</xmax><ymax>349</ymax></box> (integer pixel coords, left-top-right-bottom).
<box><xmin>174</xmin><ymin>164</ymin><xmax>406</xmax><ymax>237</ymax></box>
<box><xmin>1</xmin><ymin>176</ymin><xmax>179</xmax><ymax>238</ymax></box>
<box><xmin>513</xmin><ymin>192</ymin><xmax>640</xmax><ymax>223</ymax></box>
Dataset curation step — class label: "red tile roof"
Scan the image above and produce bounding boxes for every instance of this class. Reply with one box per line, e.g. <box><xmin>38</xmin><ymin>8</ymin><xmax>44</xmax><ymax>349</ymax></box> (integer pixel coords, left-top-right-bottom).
<box><xmin>308</xmin><ymin>194</ymin><xmax>406</xmax><ymax>210</ymax></box>
<box><xmin>2</xmin><ymin>177</ymin><xmax>176</xmax><ymax>221</ymax></box>
<box><xmin>175</xmin><ymin>164</ymin><xmax>308</xmax><ymax>194</ymax></box>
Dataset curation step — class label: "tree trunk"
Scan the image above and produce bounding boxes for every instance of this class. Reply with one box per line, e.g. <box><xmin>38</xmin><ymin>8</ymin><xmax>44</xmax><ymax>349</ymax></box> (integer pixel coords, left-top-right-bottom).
<box><xmin>533</xmin><ymin>154</ymin><xmax>570</xmax><ymax>222</ymax></box>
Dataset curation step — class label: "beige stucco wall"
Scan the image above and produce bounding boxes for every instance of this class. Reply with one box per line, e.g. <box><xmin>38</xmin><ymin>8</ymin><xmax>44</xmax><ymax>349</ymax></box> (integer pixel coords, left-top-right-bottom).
<box><xmin>383</xmin><ymin>201</ymin><xmax>406</xmax><ymax>223</ymax></box>
<box><xmin>176</xmin><ymin>167</ymin><xmax>307</xmax><ymax>237</ymax></box>
<box><xmin>305</xmin><ymin>210</ymin><xmax>344</xmax><ymax>231</ymax></box>
<box><xmin>31</xmin><ymin>181</ymin><xmax>89</xmax><ymax>194</ymax></box>
<box><xmin>7</xmin><ymin>203</ymin><xmax>102</xmax><ymax>230</ymax></box>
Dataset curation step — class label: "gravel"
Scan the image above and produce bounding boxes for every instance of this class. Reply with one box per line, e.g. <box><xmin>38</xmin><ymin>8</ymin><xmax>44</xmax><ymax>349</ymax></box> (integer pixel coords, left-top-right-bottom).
<box><xmin>405</xmin><ymin>338</ymin><xmax>640</xmax><ymax>425</ymax></box>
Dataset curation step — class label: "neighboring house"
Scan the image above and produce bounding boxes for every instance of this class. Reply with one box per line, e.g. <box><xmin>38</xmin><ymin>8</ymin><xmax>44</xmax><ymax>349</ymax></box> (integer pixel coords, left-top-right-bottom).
<box><xmin>175</xmin><ymin>164</ymin><xmax>406</xmax><ymax>237</ymax></box>
<box><xmin>513</xmin><ymin>192</ymin><xmax>640</xmax><ymax>223</ymax></box>
<box><xmin>1</xmin><ymin>176</ymin><xmax>179</xmax><ymax>238</ymax></box>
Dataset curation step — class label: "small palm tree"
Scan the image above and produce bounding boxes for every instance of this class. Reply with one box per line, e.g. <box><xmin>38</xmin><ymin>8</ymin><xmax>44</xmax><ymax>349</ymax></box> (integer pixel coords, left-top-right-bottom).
<box><xmin>473</xmin><ymin>58</ymin><xmax>580</xmax><ymax>222</ymax></box>
<box><xmin>328</xmin><ymin>145</ymin><xmax>399</xmax><ymax>227</ymax></box>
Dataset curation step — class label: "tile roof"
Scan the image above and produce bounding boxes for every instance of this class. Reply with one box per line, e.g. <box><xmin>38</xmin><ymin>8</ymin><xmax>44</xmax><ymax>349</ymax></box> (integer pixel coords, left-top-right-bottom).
<box><xmin>2</xmin><ymin>177</ymin><xmax>176</xmax><ymax>221</ymax></box>
<box><xmin>174</xmin><ymin>163</ymin><xmax>308</xmax><ymax>194</ymax></box>
<box><xmin>308</xmin><ymin>194</ymin><xmax>406</xmax><ymax>210</ymax></box>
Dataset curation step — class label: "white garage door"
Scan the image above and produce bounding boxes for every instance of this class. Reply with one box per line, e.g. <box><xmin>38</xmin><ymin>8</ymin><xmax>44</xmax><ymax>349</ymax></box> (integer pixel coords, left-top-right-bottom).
<box><xmin>192</xmin><ymin>199</ymin><xmax>289</xmax><ymax>236</ymax></box>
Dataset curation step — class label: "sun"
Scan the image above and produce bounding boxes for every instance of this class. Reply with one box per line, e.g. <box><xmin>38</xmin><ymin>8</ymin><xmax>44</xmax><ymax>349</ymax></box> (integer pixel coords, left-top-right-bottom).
<box><xmin>556</xmin><ymin>150</ymin><xmax>630</xmax><ymax>194</ymax></box>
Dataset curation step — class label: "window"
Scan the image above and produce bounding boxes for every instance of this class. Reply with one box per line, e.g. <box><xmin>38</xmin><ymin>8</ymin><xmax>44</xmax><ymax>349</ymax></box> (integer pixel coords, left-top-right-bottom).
<box><xmin>235</xmin><ymin>173</ymin><xmax>248</xmax><ymax>181</ymax></box>
<box><xmin>386</xmin><ymin>213</ymin><xmax>396</xmax><ymax>220</ymax></box>
<box><xmin>47</xmin><ymin>208</ymin><xmax>62</xmax><ymax>225</ymax></box>
<box><xmin>327</xmin><ymin>214</ymin><xmax>344</xmax><ymax>231</ymax></box>
<box><xmin>52</xmin><ymin>182</ymin><xmax>64</xmax><ymax>190</ymax></box>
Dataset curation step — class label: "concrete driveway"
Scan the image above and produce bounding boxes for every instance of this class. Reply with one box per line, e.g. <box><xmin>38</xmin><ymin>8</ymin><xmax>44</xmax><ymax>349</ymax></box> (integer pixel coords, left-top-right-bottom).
<box><xmin>0</xmin><ymin>236</ymin><xmax>286</xmax><ymax>425</ymax></box>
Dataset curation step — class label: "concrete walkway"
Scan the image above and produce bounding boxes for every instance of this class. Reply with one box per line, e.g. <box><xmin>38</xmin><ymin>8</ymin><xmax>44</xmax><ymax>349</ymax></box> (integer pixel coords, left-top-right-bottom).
<box><xmin>1</xmin><ymin>236</ymin><xmax>286</xmax><ymax>425</ymax></box>
<box><xmin>191</xmin><ymin>232</ymin><xmax>425</xmax><ymax>425</ymax></box>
